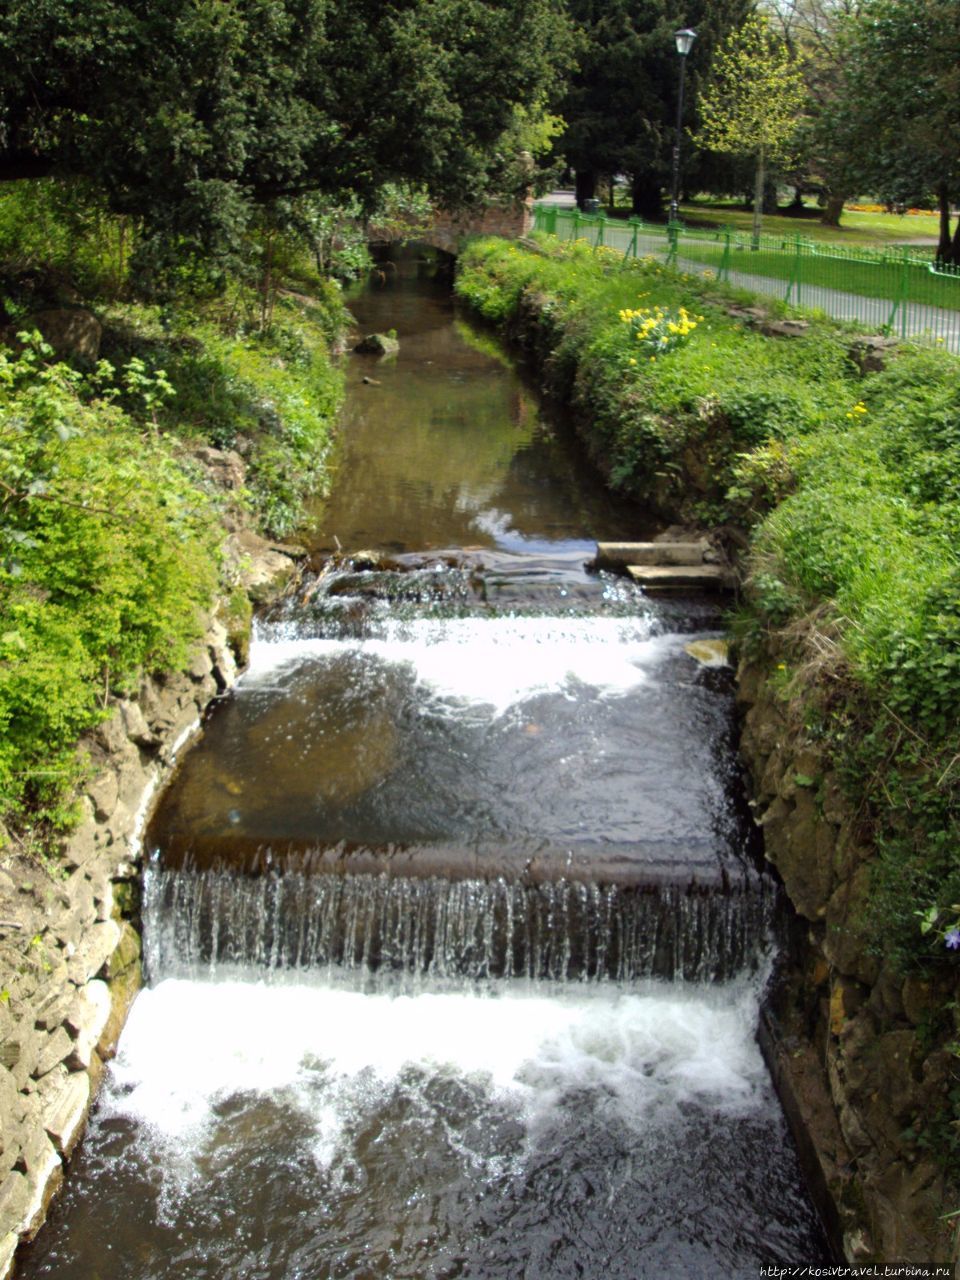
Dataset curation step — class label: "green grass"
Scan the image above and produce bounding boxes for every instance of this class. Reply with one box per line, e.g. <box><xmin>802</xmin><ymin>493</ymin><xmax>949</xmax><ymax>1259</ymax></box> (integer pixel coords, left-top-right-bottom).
<box><xmin>456</xmin><ymin>234</ymin><xmax>960</xmax><ymax>976</ymax></box>
<box><xmin>679</xmin><ymin>198</ymin><xmax>941</xmax><ymax>250</ymax></box>
<box><xmin>97</xmin><ymin>289</ymin><xmax>345</xmax><ymax>539</ymax></box>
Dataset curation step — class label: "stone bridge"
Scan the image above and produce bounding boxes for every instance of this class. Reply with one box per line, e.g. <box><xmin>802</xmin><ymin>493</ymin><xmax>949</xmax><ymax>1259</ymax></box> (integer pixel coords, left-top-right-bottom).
<box><xmin>369</xmin><ymin>198</ymin><xmax>533</xmax><ymax>256</ymax></box>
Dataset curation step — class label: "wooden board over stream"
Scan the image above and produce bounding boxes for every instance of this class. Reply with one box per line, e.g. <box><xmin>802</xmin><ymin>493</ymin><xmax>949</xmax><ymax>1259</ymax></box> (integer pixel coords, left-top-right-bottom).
<box><xmin>627</xmin><ymin>564</ymin><xmax>736</xmax><ymax>592</ymax></box>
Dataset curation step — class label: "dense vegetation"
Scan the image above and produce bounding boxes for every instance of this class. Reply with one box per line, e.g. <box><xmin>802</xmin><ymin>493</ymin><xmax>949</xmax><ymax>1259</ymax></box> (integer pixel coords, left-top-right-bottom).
<box><xmin>456</xmin><ymin>235</ymin><xmax>960</xmax><ymax>970</ymax></box>
<box><xmin>0</xmin><ymin>182</ymin><xmax>345</xmax><ymax>844</ymax></box>
<box><xmin>0</xmin><ymin>0</ymin><xmax>576</xmax><ymax>849</ymax></box>
<box><xmin>0</xmin><ymin>0</ymin><xmax>572</xmax><ymax>272</ymax></box>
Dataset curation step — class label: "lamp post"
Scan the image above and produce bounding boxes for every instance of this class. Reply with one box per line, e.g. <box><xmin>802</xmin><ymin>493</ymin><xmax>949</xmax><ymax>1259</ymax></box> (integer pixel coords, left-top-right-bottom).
<box><xmin>669</xmin><ymin>27</ymin><xmax>697</xmax><ymax>225</ymax></box>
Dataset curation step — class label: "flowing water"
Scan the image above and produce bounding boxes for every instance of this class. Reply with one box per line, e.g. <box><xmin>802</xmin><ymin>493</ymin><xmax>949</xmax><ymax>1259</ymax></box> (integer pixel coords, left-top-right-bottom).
<box><xmin>21</xmin><ymin>257</ymin><xmax>830</xmax><ymax>1279</ymax></box>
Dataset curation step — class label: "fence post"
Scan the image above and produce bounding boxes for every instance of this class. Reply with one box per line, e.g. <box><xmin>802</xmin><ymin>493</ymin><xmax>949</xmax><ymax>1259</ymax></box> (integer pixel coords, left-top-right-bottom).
<box><xmin>620</xmin><ymin>217</ymin><xmax>640</xmax><ymax>271</ymax></box>
<box><xmin>719</xmin><ymin>231</ymin><xmax>731</xmax><ymax>283</ymax></box>
<box><xmin>667</xmin><ymin>220</ymin><xmax>678</xmax><ymax>267</ymax></box>
<box><xmin>784</xmin><ymin>235</ymin><xmax>799</xmax><ymax>305</ymax></box>
<box><xmin>900</xmin><ymin>250</ymin><xmax>910</xmax><ymax>338</ymax></box>
<box><xmin>886</xmin><ymin>249</ymin><xmax>909</xmax><ymax>335</ymax></box>
<box><xmin>545</xmin><ymin>205</ymin><xmax>557</xmax><ymax>236</ymax></box>
<box><xmin>596</xmin><ymin>214</ymin><xmax>606</xmax><ymax>248</ymax></box>
<box><xmin>572</xmin><ymin>208</ymin><xmax>581</xmax><ymax>242</ymax></box>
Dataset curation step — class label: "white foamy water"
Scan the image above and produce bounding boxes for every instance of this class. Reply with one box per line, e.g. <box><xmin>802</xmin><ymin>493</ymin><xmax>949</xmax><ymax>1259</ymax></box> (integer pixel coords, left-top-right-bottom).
<box><xmin>103</xmin><ymin>976</ymin><xmax>771</xmax><ymax>1172</ymax></box>
<box><xmin>243</xmin><ymin>617</ymin><xmax>682</xmax><ymax>713</ymax></box>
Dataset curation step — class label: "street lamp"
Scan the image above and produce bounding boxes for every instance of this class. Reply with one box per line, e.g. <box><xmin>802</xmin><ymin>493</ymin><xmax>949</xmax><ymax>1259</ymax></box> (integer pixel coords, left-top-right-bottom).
<box><xmin>669</xmin><ymin>27</ymin><xmax>697</xmax><ymax>225</ymax></box>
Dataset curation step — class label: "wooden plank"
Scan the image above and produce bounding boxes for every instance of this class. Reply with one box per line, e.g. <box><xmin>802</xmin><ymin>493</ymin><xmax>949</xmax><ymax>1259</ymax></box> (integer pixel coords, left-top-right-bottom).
<box><xmin>596</xmin><ymin>541</ymin><xmax>707</xmax><ymax>568</ymax></box>
<box><xmin>627</xmin><ymin>564</ymin><xmax>735</xmax><ymax>592</ymax></box>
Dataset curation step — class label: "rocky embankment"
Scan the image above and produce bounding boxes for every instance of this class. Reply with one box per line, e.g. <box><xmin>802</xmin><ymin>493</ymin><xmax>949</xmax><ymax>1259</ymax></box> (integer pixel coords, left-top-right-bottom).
<box><xmin>0</xmin><ymin>448</ymin><xmax>299</xmax><ymax>1278</ymax></box>
<box><xmin>738</xmin><ymin>656</ymin><xmax>957</xmax><ymax>1267</ymax></box>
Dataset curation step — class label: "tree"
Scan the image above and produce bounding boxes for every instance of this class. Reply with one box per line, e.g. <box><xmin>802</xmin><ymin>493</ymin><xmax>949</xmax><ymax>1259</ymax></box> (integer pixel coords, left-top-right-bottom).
<box><xmin>765</xmin><ymin>0</ymin><xmax>863</xmax><ymax>226</ymax></box>
<box><xmin>695</xmin><ymin>14</ymin><xmax>806</xmax><ymax>244</ymax></box>
<box><xmin>0</xmin><ymin>0</ymin><xmax>572</xmax><ymax>267</ymax></box>
<box><xmin>556</xmin><ymin>0</ymin><xmax>752</xmax><ymax>219</ymax></box>
<box><xmin>825</xmin><ymin>0</ymin><xmax>960</xmax><ymax>263</ymax></box>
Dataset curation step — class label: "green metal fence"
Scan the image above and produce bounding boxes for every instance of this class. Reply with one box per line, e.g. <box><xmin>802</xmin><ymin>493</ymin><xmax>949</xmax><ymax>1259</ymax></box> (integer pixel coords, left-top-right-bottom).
<box><xmin>532</xmin><ymin>203</ymin><xmax>960</xmax><ymax>354</ymax></box>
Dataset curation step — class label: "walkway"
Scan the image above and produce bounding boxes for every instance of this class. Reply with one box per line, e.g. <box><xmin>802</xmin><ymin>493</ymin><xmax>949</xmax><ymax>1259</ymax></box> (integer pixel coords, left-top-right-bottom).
<box><xmin>540</xmin><ymin>208</ymin><xmax>960</xmax><ymax>355</ymax></box>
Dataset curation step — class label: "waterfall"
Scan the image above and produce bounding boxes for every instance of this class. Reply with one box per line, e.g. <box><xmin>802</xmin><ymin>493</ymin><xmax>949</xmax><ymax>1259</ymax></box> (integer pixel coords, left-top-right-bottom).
<box><xmin>143</xmin><ymin>866</ymin><xmax>781</xmax><ymax>984</ymax></box>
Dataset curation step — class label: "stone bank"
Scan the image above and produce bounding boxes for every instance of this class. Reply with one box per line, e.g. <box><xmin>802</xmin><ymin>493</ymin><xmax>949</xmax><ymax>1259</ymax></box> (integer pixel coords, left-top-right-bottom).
<box><xmin>0</xmin><ymin>457</ymin><xmax>298</xmax><ymax>1277</ymax></box>
<box><xmin>738</xmin><ymin>654</ymin><xmax>957</xmax><ymax>1267</ymax></box>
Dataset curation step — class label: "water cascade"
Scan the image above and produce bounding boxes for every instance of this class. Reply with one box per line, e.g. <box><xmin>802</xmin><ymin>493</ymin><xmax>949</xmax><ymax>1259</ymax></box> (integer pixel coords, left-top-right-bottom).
<box><xmin>20</xmin><ymin>259</ymin><xmax>830</xmax><ymax>1279</ymax></box>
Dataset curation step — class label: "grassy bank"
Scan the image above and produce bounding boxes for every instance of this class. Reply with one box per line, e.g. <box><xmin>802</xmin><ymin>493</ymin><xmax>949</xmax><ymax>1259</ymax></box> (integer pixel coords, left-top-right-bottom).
<box><xmin>456</xmin><ymin>235</ymin><xmax>960</xmax><ymax>973</ymax></box>
<box><xmin>0</xmin><ymin>185</ymin><xmax>345</xmax><ymax>844</ymax></box>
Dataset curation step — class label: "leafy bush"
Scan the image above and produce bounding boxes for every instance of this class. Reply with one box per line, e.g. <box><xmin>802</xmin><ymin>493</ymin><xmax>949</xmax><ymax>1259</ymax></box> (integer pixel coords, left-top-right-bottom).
<box><xmin>99</xmin><ymin>292</ymin><xmax>345</xmax><ymax>537</ymax></box>
<box><xmin>746</xmin><ymin>345</ymin><xmax>960</xmax><ymax>967</ymax></box>
<box><xmin>0</xmin><ymin>343</ymin><xmax>218</xmax><ymax>828</ymax></box>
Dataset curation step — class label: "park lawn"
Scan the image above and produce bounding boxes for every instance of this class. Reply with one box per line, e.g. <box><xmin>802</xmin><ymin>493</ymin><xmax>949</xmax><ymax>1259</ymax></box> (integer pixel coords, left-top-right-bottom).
<box><xmin>678</xmin><ymin>198</ymin><xmax>941</xmax><ymax>249</ymax></box>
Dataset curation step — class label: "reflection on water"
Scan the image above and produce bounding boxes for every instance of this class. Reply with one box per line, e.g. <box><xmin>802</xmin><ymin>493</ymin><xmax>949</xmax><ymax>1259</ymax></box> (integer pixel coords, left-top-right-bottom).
<box><xmin>17</xmin><ymin>256</ymin><xmax>832</xmax><ymax>1280</ymax></box>
<box><xmin>308</xmin><ymin>260</ymin><xmax>655</xmax><ymax>555</ymax></box>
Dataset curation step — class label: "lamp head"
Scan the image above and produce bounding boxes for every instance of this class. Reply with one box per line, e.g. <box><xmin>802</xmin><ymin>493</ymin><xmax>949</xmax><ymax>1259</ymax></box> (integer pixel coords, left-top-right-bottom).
<box><xmin>675</xmin><ymin>27</ymin><xmax>697</xmax><ymax>56</ymax></box>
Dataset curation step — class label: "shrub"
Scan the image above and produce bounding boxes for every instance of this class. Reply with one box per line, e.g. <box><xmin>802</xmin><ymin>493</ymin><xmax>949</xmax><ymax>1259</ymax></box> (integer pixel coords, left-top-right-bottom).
<box><xmin>0</xmin><ymin>344</ymin><xmax>218</xmax><ymax>829</ymax></box>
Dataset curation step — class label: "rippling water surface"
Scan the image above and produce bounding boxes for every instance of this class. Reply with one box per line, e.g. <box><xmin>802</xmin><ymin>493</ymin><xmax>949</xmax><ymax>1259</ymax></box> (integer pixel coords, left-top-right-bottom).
<box><xmin>20</xmin><ymin>256</ymin><xmax>830</xmax><ymax>1279</ymax></box>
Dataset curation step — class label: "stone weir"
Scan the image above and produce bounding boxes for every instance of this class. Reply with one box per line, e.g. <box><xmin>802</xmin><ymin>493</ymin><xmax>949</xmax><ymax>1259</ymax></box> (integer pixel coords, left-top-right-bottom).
<box><xmin>143</xmin><ymin>854</ymin><xmax>781</xmax><ymax>985</ymax></box>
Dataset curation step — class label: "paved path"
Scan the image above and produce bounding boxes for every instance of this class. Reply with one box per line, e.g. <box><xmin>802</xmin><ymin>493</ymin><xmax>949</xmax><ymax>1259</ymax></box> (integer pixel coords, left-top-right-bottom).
<box><xmin>543</xmin><ymin>212</ymin><xmax>960</xmax><ymax>354</ymax></box>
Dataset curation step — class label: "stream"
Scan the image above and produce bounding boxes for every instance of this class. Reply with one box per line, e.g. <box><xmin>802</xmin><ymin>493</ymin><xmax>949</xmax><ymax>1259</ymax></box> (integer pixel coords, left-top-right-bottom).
<box><xmin>20</xmin><ymin>255</ymin><xmax>830</xmax><ymax>1279</ymax></box>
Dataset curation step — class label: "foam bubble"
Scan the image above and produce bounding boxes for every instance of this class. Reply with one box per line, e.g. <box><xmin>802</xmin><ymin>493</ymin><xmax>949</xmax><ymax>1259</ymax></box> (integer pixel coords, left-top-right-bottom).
<box><xmin>244</xmin><ymin>618</ymin><xmax>680</xmax><ymax>714</ymax></box>
<box><xmin>104</xmin><ymin>975</ymin><xmax>770</xmax><ymax>1171</ymax></box>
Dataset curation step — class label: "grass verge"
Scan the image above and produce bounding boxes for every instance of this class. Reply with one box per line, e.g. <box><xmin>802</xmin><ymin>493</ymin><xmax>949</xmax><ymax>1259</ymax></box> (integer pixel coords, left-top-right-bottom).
<box><xmin>456</xmin><ymin>233</ymin><xmax>960</xmax><ymax>977</ymax></box>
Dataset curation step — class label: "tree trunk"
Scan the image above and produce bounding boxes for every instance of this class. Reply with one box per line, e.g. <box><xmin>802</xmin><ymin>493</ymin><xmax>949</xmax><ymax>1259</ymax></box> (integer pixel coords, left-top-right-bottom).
<box><xmin>575</xmin><ymin>169</ymin><xmax>596</xmax><ymax>209</ymax></box>
<box><xmin>630</xmin><ymin>173</ymin><xmax>663</xmax><ymax>222</ymax></box>
<box><xmin>936</xmin><ymin>182</ymin><xmax>952</xmax><ymax>265</ymax></box>
<box><xmin>751</xmin><ymin>146</ymin><xmax>765</xmax><ymax>249</ymax></box>
<box><xmin>820</xmin><ymin>194</ymin><xmax>845</xmax><ymax>227</ymax></box>
<box><xmin>950</xmin><ymin>204</ymin><xmax>960</xmax><ymax>268</ymax></box>
<box><xmin>260</xmin><ymin>230</ymin><xmax>275</xmax><ymax>332</ymax></box>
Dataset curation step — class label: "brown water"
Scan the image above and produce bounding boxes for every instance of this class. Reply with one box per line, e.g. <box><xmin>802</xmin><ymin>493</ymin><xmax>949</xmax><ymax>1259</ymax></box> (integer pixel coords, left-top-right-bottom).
<box><xmin>20</xmin><ymin>256</ymin><xmax>831</xmax><ymax>1280</ymax></box>
<box><xmin>308</xmin><ymin>261</ymin><xmax>655</xmax><ymax>557</ymax></box>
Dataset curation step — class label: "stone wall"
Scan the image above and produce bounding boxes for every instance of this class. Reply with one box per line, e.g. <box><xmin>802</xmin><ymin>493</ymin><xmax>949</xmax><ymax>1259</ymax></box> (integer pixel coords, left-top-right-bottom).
<box><xmin>370</xmin><ymin>198</ymin><xmax>534</xmax><ymax>256</ymax></box>
<box><xmin>428</xmin><ymin>198</ymin><xmax>534</xmax><ymax>254</ymax></box>
<box><xmin>0</xmin><ymin>615</ymin><xmax>240</xmax><ymax>1277</ymax></box>
<box><xmin>0</xmin><ymin>448</ymin><xmax>305</xmax><ymax>1278</ymax></box>
<box><xmin>737</xmin><ymin>655</ymin><xmax>958</xmax><ymax>1266</ymax></box>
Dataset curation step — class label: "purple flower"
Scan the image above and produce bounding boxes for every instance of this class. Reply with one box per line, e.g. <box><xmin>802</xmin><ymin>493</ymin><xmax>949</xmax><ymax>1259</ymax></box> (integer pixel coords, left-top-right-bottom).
<box><xmin>944</xmin><ymin>928</ymin><xmax>960</xmax><ymax>950</ymax></box>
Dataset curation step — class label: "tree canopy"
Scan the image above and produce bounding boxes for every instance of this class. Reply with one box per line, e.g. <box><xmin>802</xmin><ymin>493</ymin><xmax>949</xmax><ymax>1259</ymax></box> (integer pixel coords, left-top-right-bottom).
<box><xmin>0</xmin><ymin>0</ymin><xmax>572</xmax><ymax>259</ymax></box>
<box><xmin>695</xmin><ymin>14</ymin><xmax>805</xmax><ymax>242</ymax></box>
<box><xmin>556</xmin><ymin>0</ymin><xmax>752</xmax><ymax>218</ymax></box>
<box><xmin>824</xmin><ymin>0</ymin><xmax>960</xmax><ymax>261</ymax></box>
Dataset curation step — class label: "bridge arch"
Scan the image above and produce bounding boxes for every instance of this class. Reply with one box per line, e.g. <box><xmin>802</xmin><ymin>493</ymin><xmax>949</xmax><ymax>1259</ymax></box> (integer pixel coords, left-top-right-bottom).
<box><xmin>369</xmin><ymin>197</ymin><xmax>533</xmax><ymax>256</ymax></box>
